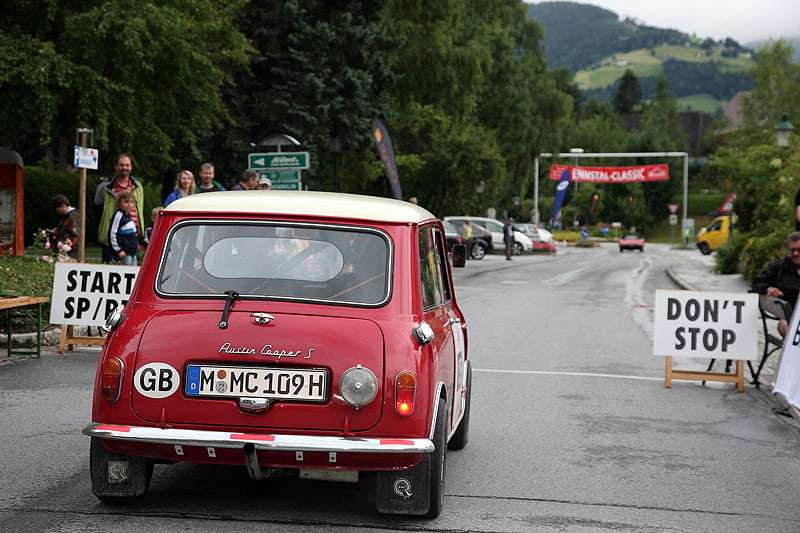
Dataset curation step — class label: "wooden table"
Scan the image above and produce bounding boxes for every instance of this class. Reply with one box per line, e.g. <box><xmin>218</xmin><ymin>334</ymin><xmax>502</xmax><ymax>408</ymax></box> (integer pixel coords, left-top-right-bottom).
<box><xmin>0</xmin><ymin>296</ymin><xmax>50</xmax><ymax>357</ymax></box>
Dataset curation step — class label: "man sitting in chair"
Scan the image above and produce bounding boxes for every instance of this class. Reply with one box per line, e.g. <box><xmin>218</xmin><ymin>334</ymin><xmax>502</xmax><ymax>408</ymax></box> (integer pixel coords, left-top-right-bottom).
<box><xmin>752</xmin><ymin>231</ymin><xmax>800</xmax><ymax>336</ymax></box>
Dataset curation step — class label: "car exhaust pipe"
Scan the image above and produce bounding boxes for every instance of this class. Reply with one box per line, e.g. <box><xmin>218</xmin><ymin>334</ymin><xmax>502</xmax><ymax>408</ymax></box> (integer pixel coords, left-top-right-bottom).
<box><xmin>242</xmin><ymin>443</ymin><xmax>276</xmax><ymax>480</ymax></box>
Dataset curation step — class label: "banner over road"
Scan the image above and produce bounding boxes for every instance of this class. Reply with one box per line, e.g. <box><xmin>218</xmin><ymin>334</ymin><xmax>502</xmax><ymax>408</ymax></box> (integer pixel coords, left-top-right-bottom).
<box><xmin>549</xmin><ymin>164</ymin><xmax>669</xmax><ymax>183</ymax></box>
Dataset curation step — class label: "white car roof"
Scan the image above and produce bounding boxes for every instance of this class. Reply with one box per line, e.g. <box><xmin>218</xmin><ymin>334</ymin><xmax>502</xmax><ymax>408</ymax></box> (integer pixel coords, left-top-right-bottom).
<box><xmin>164</xmin><ymin>191</ymin><xmax>436</xmax><ymax>224</ymax></box>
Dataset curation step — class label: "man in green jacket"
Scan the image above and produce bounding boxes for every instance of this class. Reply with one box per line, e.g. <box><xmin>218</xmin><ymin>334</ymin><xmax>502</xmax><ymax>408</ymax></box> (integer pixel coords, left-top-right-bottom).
<box><xmin>98</xmin><ymin>154</ymin><xmax>145</xmax><ymax>263</ymax></box>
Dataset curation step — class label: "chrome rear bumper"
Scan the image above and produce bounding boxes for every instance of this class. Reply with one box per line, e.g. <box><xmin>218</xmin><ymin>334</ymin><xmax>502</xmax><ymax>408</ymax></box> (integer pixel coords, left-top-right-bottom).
<box><xmin>83</xmin><ymin>422</ymin><xmax>434</xmax><ymax>454</ymax></box>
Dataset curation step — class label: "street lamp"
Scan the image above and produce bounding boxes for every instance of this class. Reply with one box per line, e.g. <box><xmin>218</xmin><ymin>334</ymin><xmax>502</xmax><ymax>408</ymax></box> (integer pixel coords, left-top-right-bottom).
<box><xmin>475</xmin><ymin>180</ymin><xmax>485</xmax><ymax>216</ymax></box>
<box><xmin>330</xmin><ymin>136</ymin><xmax>342</xmax><ymax>192</ymax></box>
<box><xmin>776</xmin><ymin>113</ymin><xmax>794</xmax><ymax>148</ymax></box>
<box><xmin>570</xmin><ymin>147</ymin><xmax>583</xmax><ymax>194</ymax></box>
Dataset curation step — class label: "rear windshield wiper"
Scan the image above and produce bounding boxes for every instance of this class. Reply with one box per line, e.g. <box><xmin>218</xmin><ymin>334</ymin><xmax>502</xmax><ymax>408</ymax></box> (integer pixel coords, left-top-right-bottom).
<box><xmin>219</xmin><ymin>290</ymin><xmax>239</xmax><ymax>329</ymax></box>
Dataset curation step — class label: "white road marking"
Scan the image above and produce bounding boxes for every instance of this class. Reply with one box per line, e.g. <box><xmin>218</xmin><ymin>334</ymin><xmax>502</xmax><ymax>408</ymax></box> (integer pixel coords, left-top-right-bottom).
<box><xmin>474</xmin><ymin>367</ymin><xmax>664</xmax><ymax>382</ymax></box>
<box><xmin>540</xmin><ymin>266</ymin><xmax>591</xmax><ymax>286</ymax></box>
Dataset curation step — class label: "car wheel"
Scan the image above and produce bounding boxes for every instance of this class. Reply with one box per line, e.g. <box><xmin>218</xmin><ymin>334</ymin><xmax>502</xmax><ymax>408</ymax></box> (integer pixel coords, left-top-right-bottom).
<box><xmin>513</xmin><ymin>242</ymin><xmax>524</xmax><ymax>255</ymax></box>
<box><xmin>471</xmin><ymin>242</ymin><xmax>486</xmax><ymax>260</ymax></box>
<box><xmin>90</xmin><ymin>437</ymin><xmax>153</xmax><ymax>503</ymax></box>
<box><xmin>619</xmin><ymin>247</ymin><xmax>624</xmax><ymax>253</ymax></box>
<box><xmin>699</xmin><ymin>242</ymin><xmax>711</xmax><ymax>255</ymax></box>
<box><xmin>425</xmin><ymin>398</ymin><xmax>448</xmax><ymax>518</ymax></box>
<box><xmin>449</xmin><ymin>361</ymin><xmax>471</xmax><ymax>451</ymax></box>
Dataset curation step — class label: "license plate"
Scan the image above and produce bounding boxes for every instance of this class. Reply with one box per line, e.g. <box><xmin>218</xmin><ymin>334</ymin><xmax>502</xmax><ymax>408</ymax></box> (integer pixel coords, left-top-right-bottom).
<box><xmin>185</xmin><ymin>365</ymin><xmax>328</xmax><ymax>402</ymax></box>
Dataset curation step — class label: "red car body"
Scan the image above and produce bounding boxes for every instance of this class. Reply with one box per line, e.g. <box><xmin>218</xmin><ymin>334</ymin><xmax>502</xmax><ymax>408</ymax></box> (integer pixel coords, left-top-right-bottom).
<box><xmin>619</xmin><ymin>232</ymin><xmax>645</xmax><ymax>252</ymax></box>
<box><xmin>84</xmin><ymin>191</ymin><xmax>471</xmax><ymax>517</ymax></box>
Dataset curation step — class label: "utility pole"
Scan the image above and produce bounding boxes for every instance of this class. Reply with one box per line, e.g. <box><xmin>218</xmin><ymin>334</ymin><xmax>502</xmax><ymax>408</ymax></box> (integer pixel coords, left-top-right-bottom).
<box><xmin>75</xmin><ymin>128</ymin><xmax>94</xmax><ymax>263</ymax></box>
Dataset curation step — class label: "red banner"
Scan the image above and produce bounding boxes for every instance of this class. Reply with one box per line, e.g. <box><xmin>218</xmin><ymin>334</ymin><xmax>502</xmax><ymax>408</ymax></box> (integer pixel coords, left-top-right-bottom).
<box><xmin>549</xmin><ymin>164</ymin><xmax>669</xmax><ymax>183</ymax></box>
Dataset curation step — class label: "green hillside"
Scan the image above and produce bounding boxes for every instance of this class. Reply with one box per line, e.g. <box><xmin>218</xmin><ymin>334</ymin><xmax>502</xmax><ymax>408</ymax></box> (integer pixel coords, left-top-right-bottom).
<box><xmin>528</xmin><ymin>2</ymin><xmax>756</xmax><ymax>115</ymax></box>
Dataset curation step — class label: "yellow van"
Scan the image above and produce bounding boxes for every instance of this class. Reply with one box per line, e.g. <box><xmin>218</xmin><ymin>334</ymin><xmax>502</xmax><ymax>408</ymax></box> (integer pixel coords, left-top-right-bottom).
<box><xmin>695</xmin><ymin>215</ymin><xmax>736</xmax><ymax>255</ymax></box>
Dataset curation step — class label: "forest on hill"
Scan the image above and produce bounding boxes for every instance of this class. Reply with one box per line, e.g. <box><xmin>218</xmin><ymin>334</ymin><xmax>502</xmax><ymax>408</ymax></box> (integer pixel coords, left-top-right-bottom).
<box><xmin>527</xmin><ymin>1</ymin><xmax>756</xmax><ymax>115</ymax></box>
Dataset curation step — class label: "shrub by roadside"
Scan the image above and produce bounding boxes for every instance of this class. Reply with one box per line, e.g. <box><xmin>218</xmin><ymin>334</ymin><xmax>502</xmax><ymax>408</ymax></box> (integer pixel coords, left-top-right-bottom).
<box><xmin>0</xmin><ymin>254</ymin><xmax>56</xmax><ymax>335</ymax></box>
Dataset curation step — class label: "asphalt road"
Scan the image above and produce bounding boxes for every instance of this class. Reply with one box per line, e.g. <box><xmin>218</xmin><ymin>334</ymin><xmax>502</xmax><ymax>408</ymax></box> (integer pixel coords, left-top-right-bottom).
<box><xmin>2</xmin><ymin>243</ymin><xmax>799</xmax><ymax>532</ymax></box>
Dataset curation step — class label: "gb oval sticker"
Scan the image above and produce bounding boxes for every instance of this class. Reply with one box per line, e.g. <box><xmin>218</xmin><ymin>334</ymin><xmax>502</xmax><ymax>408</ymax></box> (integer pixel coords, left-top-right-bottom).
<box><xmin>134</xmin><ymin>363</ymin><xmax>180</xmax><ymax>399</ymax></box>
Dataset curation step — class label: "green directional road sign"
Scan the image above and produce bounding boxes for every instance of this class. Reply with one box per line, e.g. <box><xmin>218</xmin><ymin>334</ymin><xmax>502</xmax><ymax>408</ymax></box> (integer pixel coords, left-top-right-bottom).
<box><xmin>271</xmin><ymin>181</ymin><xmax>301</xmax><ymax>191</ymax></box>
<box><xmin>258</xmin><ymin>170</ymin><xmax>301</xmax><ymax>183</ymax></box>
<box><xmin>249</xmin><ymin>152</ymin><xmax>310</xmax><ymax>170</ymax></box>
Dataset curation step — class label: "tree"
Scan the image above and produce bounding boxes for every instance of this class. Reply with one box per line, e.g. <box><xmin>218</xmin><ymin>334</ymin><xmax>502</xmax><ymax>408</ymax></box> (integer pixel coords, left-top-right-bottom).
<box><xmin>221</xmin><ymin>0</ymin><xmax>396</xmax><ymax>189</ymax></box>
<box><xmin>383</xmin><ymin>0</ymin><xmax>570</xmax><ymax>216</ymax></box>
<box><xmin>742</xmin><ymin>40</ymin><xmax>800</xmax><ymax>128</ymax></box>
<box><xmin>613</xmin><ymin>69</ymin><xmax>642</xmax><ymax>114</ymax></box>
<box><xmin>706</xmin><ymin>40</ymin><xmax>800</xmax><ymax>279</ymax></box>
<box><xmin>0</xmin><ymin>0</ymin><xmax>252</xmax><ymax>177</ymax></box>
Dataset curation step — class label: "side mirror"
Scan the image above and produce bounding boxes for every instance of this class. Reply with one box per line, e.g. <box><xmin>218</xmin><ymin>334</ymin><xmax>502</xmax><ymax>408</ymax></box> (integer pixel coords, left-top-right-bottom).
<box><xmin>451</xmin><ymin>244</ymin><xmax>467</xmax><ymax>267</ymax></box>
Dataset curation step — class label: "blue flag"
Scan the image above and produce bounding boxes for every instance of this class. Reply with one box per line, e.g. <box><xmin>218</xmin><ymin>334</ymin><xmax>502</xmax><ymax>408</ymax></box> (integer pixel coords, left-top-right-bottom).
<box><xmin>550</xmin><ymin>169</ymin><xmax>570</xmax><ymax>227</ymax></box>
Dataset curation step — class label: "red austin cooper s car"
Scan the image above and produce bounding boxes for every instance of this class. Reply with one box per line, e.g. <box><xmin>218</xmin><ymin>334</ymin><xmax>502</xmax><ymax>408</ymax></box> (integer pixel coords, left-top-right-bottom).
<box><xmin>83</xmin><ymin>191</ymin><xmax>471</xmax><ymax>518</ymax></box>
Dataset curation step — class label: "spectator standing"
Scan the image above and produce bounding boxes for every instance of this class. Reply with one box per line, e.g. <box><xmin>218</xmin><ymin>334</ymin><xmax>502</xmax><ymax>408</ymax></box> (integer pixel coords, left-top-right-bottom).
<box><xmin>752</xmin><ymin>231</ymin><xmax>800</xmax><ymax>335</ymax></box>
<box><xmin>108</xmin><ymin>191</ymin><xmax>139</xmax><ymax>266</ymax></box>
<box><xmin>257</xmin><ymin>176</ymin><xmax>272</xmax><ymax>190</ymax></box>
<box><xmin>49</xmin><ymin>194</ymin><xmax>80</xmax><ymax>258</ymax></box>
<box><xmin>98</xmin><ymin>154</ymin><xmax>145</xmax><ymax>263</ymax></box>
<box><xmin>231</xmin><ymin>169</ymin><xmax>258</xmax><ymax>190</ymax></box>
<box><xmin>460</xmin><ymin>220</ymin><xmax>473</xmax><ymax>257</ymax></box>
<box><xmin>163</xmin><ymin>170</ymin><xmax>196</xmax><ymax>206</ymax></box>
<box><xmin>503</xmin><ymin>218</ymin><xmax>515</xmax><ymax>260</ymax></box>
<box><xmin>144</xmin><ymin>206</ymin><xmax>163</xmax><ymax>247</ymax></box>
<box><xmin>196</xmin><ymin>162</ymin><xmax>226</xmax><ymax>193</ymax></box>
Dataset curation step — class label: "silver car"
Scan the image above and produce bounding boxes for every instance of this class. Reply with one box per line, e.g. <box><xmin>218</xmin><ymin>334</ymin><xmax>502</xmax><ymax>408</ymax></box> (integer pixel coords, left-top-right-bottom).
<box><xmin>444</xmin><ymin>216</ymin><xmax>532</xmax><ymax>255</ymax></box>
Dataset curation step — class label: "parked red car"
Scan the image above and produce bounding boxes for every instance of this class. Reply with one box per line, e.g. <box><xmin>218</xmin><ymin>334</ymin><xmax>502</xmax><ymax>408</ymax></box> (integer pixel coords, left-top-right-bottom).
<box><xmin>84</xmin><ymin>191</ymin><xmax>471</xmax><ymax>517</ymax></box>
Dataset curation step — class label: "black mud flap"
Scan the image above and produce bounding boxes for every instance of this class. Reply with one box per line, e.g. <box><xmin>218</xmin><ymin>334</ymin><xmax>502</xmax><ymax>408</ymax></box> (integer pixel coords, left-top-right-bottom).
<box><xmin>375</xmin><ymin>458</ymin><xmax>431</xmax><ymax>515</ymax></box>
<box><xmin>90</xmin><ymin>437</ymin><xmax>152</xmax><ymax>501</ymax></box>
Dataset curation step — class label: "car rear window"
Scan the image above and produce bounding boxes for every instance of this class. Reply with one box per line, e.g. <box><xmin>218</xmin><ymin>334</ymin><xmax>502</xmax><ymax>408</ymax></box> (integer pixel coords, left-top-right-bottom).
<box><xmin>156</xmin><ymin>221</ymin><xmax>391</xmax><ymax>305</ymax></box>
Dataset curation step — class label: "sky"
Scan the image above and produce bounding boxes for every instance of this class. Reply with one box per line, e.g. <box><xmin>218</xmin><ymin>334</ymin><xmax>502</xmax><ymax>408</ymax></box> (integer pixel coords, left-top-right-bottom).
<box><xmin>526</xmin><ymin>0</ymin><xmax>800</xmax><ymax>44</ymax></box>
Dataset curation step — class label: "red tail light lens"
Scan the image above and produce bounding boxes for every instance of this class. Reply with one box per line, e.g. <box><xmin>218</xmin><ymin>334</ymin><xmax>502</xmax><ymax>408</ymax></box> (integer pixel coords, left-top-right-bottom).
<box><xmin>101</xmin><ymin>358</ymin><xmax>124</xmax><ymax>403</ymax></box>
<box><xmin>395</xmin><ymin>371</ymin><xmax>416</xmax><ymax>416</ymax></box>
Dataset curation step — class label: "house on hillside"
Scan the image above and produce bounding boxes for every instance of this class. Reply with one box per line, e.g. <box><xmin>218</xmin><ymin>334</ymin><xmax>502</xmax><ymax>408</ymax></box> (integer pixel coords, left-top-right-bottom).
<box><xmin>724</xmin><ymin>91</ymin><xmax>750</xmax><ymax>128</ymax></box>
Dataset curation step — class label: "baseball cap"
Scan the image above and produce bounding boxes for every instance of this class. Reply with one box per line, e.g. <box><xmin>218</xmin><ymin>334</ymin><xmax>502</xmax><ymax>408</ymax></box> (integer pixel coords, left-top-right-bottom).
<box><xmin>258</xmin><ymin>176</ymin><xmax>272</xmax><ymax>187</ymax></box>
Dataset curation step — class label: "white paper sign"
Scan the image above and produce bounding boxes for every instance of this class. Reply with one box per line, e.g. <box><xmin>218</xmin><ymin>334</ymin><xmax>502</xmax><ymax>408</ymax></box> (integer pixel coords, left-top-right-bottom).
<box><xmin>774</xmin><ymin>305</ymin><xmax>800</xmax><ymax>408</ymax></box>
<box><xmin>73</xmin><ymin>146</ymin><xmax>99</xmax><ymax>170</ymax></box>
<box><xmin>653</xmin><ymin>290</ymin><xmax>758</xmax><ymax>360</ymax></box>
<box><xmin>49</xmin><ymin>263</ymin><xmax>139</xmax><ymax>326</ymax></box>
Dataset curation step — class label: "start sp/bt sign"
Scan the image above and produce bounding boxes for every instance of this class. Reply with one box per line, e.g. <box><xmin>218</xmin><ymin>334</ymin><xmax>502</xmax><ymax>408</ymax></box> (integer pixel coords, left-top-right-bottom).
<box><xmin>50</xmin><ymin>263</ymin><xmax>139</xmax><ymax>326</ymax></box>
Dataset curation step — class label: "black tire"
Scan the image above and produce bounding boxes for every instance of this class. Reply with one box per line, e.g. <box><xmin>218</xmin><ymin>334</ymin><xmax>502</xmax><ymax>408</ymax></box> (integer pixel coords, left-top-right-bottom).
<box><xmin>699</xmin><ymin>242</ymin><xmax>711</xmax><ymax>255</ymax></box>
<box><xmin>619</xmin><ymin>247</ymin><xmax>624</xmax><ymax>252</ymax></box>
<box><xmin>471</xmin><ymin>242</ymin><xmax>486</xmax><ymax>260</ymax></box>
<box><xmin>449</xmin><ymin>361</ymin><xmax>471</xmax><ymax>451</ymax></box>
<box><xmin>513</xmin><ymin>242</ymin><xmax>524</xmax><ymax>255</ymax></box>
<box><xmin>425</xmin><ymin>398</ymin><xmax>448</xmax><ymax>518</ymax></box>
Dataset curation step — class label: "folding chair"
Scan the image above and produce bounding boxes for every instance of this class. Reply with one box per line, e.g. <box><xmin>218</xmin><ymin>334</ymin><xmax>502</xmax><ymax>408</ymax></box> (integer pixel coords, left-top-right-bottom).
<box><xmin>751</xmin><ymin>294</ymin><xmax>792</xmax><ymax>388</ymax></box>
<box><xmin>704</xmin><ymin>293</ymin><xmax>791</xmax><ymax>388</ymax></box>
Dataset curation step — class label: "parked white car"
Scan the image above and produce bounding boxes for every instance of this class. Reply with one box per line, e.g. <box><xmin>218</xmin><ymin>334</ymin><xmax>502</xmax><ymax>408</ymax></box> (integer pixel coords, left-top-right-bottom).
<box><xmin>444</xmin><ymin>216</ymin><xmax>532</xmax><ymax>255</ymax></box>
<box><xmin>514</xmin><ymin>222</ymin><xmax>554</xmax><ymax>244</ymax></box>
